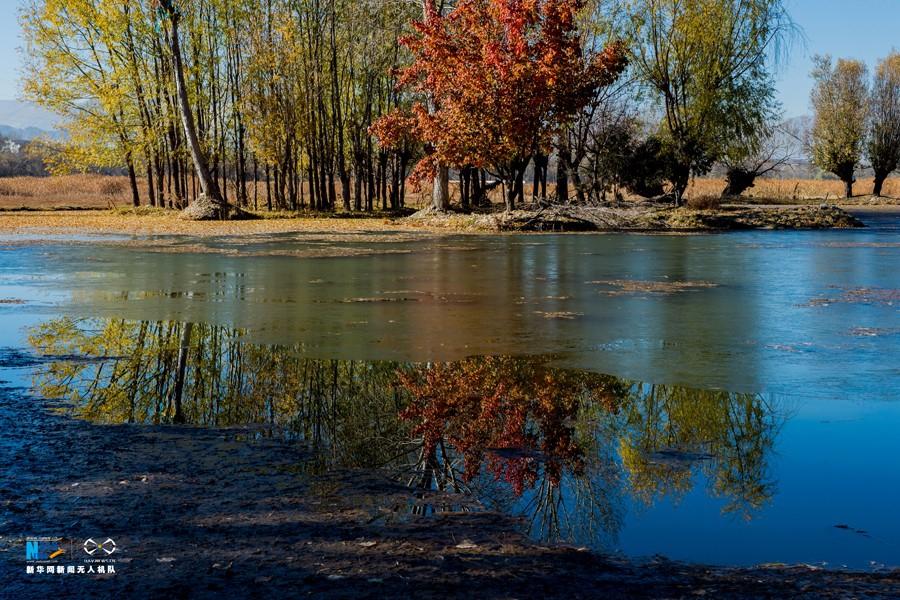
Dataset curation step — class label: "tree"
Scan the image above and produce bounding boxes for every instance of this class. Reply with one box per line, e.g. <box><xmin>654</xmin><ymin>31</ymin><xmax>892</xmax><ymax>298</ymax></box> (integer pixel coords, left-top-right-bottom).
<box><xmin>372</xmin><ymin>0</ymin><xmax>627</xmax><ymax>211</ymax></box>
<box><xmin>555</xmin><ymin>0</ymin><xmax>633</xmax><ymax>204</ymax></box>
<box><xmin>23</xmin><ymin>0</ymin><xmax>422</xmax><ymax>215</ymax></box>
<box><xmin>22</xmin><ymin>0</ymin><xmax>146</xmax><ymax>206</ymax></box>
<box><xmin>720</xmin><ymin>118</ymin><xmax>798</xmax><ymax>197</ymax></box>
<box><xmin>868</xmin><ymin>52</ymin><xmax>900</xmax><ymax>198</ymax></box>
<box><xmin>154</xmin><ymin>0</ymin><xmax>225</xmax><ymax>209</ymax></box>
<box><xmin>809</xmin><ymin>56</ymin><xmax>869</xmax><ymax>199</ymax></box>
<box><xmin>627</xmin><ymin>0</ymin><xmax>793</xmax><ymax>204</ymax></box>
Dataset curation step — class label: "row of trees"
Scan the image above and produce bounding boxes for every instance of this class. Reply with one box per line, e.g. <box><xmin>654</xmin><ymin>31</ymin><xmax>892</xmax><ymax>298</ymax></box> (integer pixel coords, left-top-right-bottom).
<box><xmin>21</xmin><ymin>0</ymin><xmax>896</xmax><ymax>211</ymax></box>
<box><xmin>809</xmin><ymin>53</ymin><xmax>900</xmax><ymax>198</ymax></box>
<box><xmin>23</xmin><ymin>0</ymin><xmax>420</xmax><ymax>211</ymax></box>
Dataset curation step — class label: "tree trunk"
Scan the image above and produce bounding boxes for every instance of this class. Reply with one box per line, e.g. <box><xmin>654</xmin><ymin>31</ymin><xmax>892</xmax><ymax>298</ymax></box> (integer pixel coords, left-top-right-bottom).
<box><xmin>504</xmin><ymin>175</ymin><xmax>517</xmax><ymax>212</ymax></box>
<box><xmin>472</xmin><ymin>168</ymin><xmax>483</xmax><ymax>207</ymax></box>
<box><xmin>162</xmin><ymin>2</ymin><xmax>224</xmax><ymax>209</ymax></box>
<box><xmin>533</xmin><ymin>153</ymin><xmax>548</xmax><ymax>200</ymax></box>
<box><xmin>557</xmin><ymin>146</ymin><xmax>570</xmax><ymax>202</ymax></box>
<box><xmin>514</xmin><ymin>167</ymin><xmax>525</xmax><ymax>206</ymax></box>
<box><xmin>873</xmin><ymin>170</ymin><xmax>888</xmax><ymax>197</ymax></box>
<box><xmin>722</xmin><ymin>168</ymin><xmax>757</xmax><ymax>198</ymax></box>
<box><xmin>146</xmin><ymin>161</ymin><xmax>155</xmax><ymax>207</ymax></box>
<box><xmin>460</xmin><ymin>166</ymin><xmax>471</xmax><ymax>210</ymax></box>
<box><xmin>433</xmin><ymin>166</ymin><xmax>450</xmax><ymax>211</ymax></box>
<box><xmin>340</xmin><ymin>173</ymin><xmax>351</xmax><ymax>211</ymax></box>
<box><xmin>672</xmin><ymin>164</ymin><xmax>691</xmax><ymax>206</ymax></box>
<box><xmin>171</xmin><ymin>321</ymin><xmax>193</xmax><ymax>425</ymax></box>
<box><xmin>126</xmin><ymin>154</ymin><xmax>140</xmax><ymax>207</ymax></box>
<box><xmin>844</xmin><ymin>178</ymin><xmax>853</xmax><ymax>199</ymax></box>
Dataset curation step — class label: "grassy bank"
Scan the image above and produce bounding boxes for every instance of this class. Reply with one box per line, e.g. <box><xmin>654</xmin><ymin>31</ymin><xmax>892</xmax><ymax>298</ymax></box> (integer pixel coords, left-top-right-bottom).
<box><xmin>0</xmin><ymin>208</ymin><xmax>441</xmax><ymax>237</ymax></box>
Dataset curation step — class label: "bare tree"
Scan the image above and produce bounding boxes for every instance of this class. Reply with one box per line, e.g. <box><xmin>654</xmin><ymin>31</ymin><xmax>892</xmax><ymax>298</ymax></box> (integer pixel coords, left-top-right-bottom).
<box><xmin>721</xmin><ymin>120</ymin><xmax>799</xmax><ymax>197</ymax></box>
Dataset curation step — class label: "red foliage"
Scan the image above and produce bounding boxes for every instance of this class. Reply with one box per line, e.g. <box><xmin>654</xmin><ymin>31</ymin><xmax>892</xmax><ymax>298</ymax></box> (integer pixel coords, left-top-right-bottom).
<box><xmin>397</xmin><ymin>357</ymin><xmax>621</xmax><ymax>496</ymax></box>
<box><xmin>370</xmin><ymin>0</ymin><xmax>627</xmax><ymax>191</ymax></box>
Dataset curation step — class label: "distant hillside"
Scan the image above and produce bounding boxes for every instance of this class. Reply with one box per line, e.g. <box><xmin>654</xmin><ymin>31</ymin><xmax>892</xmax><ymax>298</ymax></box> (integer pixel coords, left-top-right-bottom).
<box><xmin>0</xmin><ymin>123</ymin><xmax>63</xmax><ymax>141</ymax></box>
<box><xmin>0</xmin><ymin>100</ymin><xmax>64</xmax><ymax>141</ymax></box>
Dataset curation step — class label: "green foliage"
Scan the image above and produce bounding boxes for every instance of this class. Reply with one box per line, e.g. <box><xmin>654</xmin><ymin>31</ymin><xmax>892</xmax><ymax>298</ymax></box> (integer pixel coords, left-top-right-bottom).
<box><xmin>809</xmin><ymin>55</ymin><xmax>869</xmax><ymax>195</ymax></box>
<box><xmin>627</xmin><ymin>0</ymin><xmax>793</xmax><ymax>202</ymax></box>
<box><xmin>21</xmin><ymin>0</ymin><xmax>421</xmax><ymax>210</ymax></box>
<box><xmin>867</xmin><ymin>52</ymin><xmax>900</xmax><ymax>194</ymax></box>
<box><xmin>618</xmin><ymin>135</ymin><xmax>670</xmax><ymax>198</ymax></box>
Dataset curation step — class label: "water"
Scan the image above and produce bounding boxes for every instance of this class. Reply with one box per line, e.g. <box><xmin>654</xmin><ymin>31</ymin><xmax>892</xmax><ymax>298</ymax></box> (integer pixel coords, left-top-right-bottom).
<box><xmin>2</xmin><ymin>216</ymin><xmax>899</xmax><ymax>570</ymax></box>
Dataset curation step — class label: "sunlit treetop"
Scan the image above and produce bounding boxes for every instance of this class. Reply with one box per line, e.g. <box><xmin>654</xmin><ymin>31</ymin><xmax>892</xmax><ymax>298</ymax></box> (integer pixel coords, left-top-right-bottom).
<box><xmin>372</xmin><ymin>0</ymin><xmax>627</xmax><ymax>190</ymax></box>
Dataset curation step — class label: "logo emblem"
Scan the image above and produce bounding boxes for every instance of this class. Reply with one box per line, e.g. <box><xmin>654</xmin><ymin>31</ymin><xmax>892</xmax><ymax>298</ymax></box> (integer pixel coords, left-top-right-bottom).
<box><xmin>25</xmin><ymin>540</ymin><xmax>39</xmax><ymax>561</ymax></box>
<box><xmin>83</xmin><ymin>538</ymin><xmax>117</xmax><ymax>556</ymax></box>
<box><xmin>25</xmin><ymin>538</ymin><xmax>66</xmax><ymax>561</ymax></box>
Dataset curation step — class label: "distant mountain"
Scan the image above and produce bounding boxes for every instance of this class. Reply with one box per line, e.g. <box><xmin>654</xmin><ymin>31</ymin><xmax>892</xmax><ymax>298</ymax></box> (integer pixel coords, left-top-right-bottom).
<box><xmin>0</xmin><ymin>123</ymin><xmax>62</xmax><ymax>141</ymax></box>
<box><xmin>0</xmin><ymin>100</ymin><xmax>64</xmax><ymax>141</ymax></box>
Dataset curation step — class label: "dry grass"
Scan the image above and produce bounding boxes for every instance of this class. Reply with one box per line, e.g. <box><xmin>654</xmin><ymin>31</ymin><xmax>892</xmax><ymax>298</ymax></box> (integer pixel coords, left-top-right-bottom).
<box><xmin>1</xmin><ymin>173</ymin><xmax>898</xmax><ymax>213</ymax></box>
<box><xmin>685</xmin><ymin>195</ymin><xmax>722</xmax><ymax>210</ymax></box>
<box><xmin>688</xmin><ymin>177</ymin><xmax>900</xmax><ymax>203</ymax></box>
<box><xmin>0</xmin><ymin>174</ymin><xmax>435</xmax><ymax>211</ymax></box>
<box><xmin>0</xmin><ymin>209</ymin><xmax>445</xmax><ymax>237</ymax></box>
<box><xmin>0</xmin><ymin>174</ymin><xmax>134</xmax><ymax>209</ymax></box>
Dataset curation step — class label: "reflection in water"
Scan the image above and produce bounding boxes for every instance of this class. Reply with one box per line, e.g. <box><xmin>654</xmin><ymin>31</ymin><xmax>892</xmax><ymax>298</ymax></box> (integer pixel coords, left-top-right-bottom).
<box><xmin>29</xmin><ymin>318</ymin><xmax>780</xmax><ymax>550</ymax></box>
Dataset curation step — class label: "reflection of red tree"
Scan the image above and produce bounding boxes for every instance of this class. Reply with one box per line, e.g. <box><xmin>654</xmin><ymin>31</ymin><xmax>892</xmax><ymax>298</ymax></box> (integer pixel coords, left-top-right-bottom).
<box><xmin>398</xmin><ymin>357</ymin><xmax>618</xmax><ymax>496</ymax></box>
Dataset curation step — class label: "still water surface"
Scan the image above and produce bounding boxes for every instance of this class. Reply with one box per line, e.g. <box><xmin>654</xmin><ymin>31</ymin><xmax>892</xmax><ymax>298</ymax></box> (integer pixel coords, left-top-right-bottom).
<box><xmin>1</xmin><ymin>217</ymin><xmax>899</xmax><ymax>569</ymax></box>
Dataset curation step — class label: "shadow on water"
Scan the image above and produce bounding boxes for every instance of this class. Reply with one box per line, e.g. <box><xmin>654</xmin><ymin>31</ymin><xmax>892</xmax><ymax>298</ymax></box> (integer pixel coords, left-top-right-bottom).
<box><xmin>27</xmin><ymin>317</ymin><xmax>781</xmax><ymax>554</ymax></box>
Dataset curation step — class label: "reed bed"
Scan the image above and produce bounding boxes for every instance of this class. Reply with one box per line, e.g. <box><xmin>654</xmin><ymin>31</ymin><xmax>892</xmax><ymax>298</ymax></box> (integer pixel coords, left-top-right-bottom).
<box><xmin>1</xmin><ymin>174</ymin><xmax>898</xmax><ymax>211</ymax></box>
<box><xmin>688</xmin><ymin>177</ymin><xmax>900</xmax><ymax>202</ymax></box>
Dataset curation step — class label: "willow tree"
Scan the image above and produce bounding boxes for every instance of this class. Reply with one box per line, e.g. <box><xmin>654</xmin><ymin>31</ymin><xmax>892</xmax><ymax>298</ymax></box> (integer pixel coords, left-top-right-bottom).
<box><xmin>868</xmin><ymin>52</ymin><xmax>900</xmax><ymax>197</ymax></box>
<box><xmin>627</xmin><ymin>0</ymin><xmax>793</xmax><ymax>204</ymax></box>
<box><xmin>720</xmin><ymin>117</ymin><xmax>796</xmax><ymax>197</ymax></box>
<box><xmin>809</xmin><ymin>56</ymin><xmax>869</xmax><ymax>199</ymax></box>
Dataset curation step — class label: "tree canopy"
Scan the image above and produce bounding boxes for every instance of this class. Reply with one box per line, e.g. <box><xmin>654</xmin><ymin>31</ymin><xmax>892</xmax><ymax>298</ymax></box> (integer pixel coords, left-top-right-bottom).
<box><xmin>867</xmin><ymin>52</ymin><xmax>900</xmax><ymax>197</ymax></box>
<box><xmin>372</xmin><ymin>0</ymin><xmax>627</xmax><ymax>211</ymax></box>
<box><xmin>627</xmin><ymin>0</ymin><xmax>793</xmax><ymax>203</ymax></box>
<box><xmin>809</xmin><ymin>56</ymin><xmax>869</xmax><ymax>198</ymax></box>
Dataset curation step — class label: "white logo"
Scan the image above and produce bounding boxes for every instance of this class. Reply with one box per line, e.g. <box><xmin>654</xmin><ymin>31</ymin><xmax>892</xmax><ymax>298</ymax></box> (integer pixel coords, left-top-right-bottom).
<box><xmin>83</xmin><ymin>538</ymin><xmax>117</xmax><ymax>556</ymax></box>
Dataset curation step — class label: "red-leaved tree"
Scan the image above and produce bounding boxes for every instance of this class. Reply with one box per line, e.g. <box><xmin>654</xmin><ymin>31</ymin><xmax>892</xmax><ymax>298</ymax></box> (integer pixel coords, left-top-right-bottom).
<box><xmin>371</xmin><ymin>0</ymin><xmax>626</xmax><ymax>211</ymax></box>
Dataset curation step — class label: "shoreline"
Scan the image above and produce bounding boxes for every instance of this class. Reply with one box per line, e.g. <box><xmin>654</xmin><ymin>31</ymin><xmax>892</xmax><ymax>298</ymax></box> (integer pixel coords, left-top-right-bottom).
<box><xmin>0</xmin><ymin>202</ymin><xmax>893</xmax><ymax>238</ymax></box>
<box><xmin>2</xmin><ymin>384</ymin><xmax>898</xmax><ymax>598</ymax></box>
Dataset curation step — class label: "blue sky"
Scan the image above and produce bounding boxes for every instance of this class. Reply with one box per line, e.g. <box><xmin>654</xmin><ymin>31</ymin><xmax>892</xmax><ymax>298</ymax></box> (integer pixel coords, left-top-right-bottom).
<box><xmin>0</xmin><ymin>0</ymin><xmax>897</xmax><ymax>119</ymax></box>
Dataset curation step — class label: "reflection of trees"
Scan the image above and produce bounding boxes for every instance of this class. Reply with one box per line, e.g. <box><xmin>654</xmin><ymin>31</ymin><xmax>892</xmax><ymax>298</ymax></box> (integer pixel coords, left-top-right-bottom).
<box><xmin>30</xmin><ymin>318</ymin><xmax>781</xmax><ymax>546</ymax></box>
<box><xmin>395</xmin><ymin>358</ymin><xmax>780</xmax><ymax>540</ymax></box>
<box><xmin>29</xmin><ymin>317</ymin><xmax>411</xmax><ymax>470</ymax></box>
<box><xmin>617</xmin><ymin>384</ymin><xmax>779</xmax><ymax>517</ymax></box>
<box><xmin>395</xmin><ymin>356</ymin><xmax>628</xmax><ymax>544</ymax></box>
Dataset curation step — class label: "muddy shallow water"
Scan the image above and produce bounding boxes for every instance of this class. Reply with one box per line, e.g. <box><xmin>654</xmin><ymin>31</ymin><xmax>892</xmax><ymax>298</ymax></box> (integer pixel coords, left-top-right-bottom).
<box><xmin>1</xmin><ymin>214</ymin><xmax>900</xmax><ymax>588</ymax></box>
